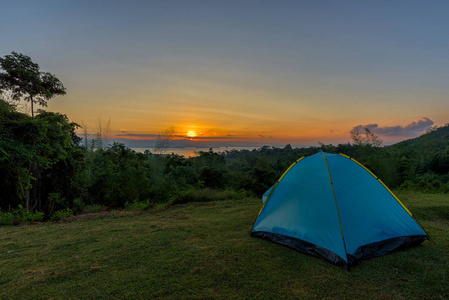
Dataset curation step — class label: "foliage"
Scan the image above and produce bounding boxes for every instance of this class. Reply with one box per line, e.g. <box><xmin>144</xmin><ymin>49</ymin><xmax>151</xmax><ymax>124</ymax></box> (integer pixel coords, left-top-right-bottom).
<box><xmin>0</xmin><ymin>210</ymin><xmax>14</xmax><ymax>225</ymax></box>
<box><xmin>81</xmin><ymin>204</ymin><xmax>104</xmax><ymax>214</ymax></box>
<box><xmin>0</xmin><ymin>99</ymin><xmax>84</xmax><ymax>216</ymax></box>
<box><xmin>80</xmin><ymin>118</ymin><xmax>111</xmax><ymax>150</ymax></box>
<box><xmin>0</xmin><ymin>52</ymin><xmax>66</xmax><ymax>118</ymax></box>
<box><xmin>350</xmin><ymin>126</ymin><xmax>383</xmax><ymax>147</ymax></box>
<box><xmin>153</xmin><ymin>126</ymin><xmax>175</xmax><ymax>154</ymax></box>
<box><xmin>2</xmin><ymin>92</ymin><xmax>448</xmax><ymax>224</ymax></box>
<box><xmin>0</xmin><ymin>205</ymin><xmax>44</xmax><ymax>225</ymax></box>
<box><xmin>125</xmin><ymin>199</ymin><xmax>155</xmax><ymax>211</ymax></box>
<box><xmin>83</xmin><ymin>143</ymin><xmax>152</xmax><ymax>207</ymax></box>
<box><xmin>50</xmin><ymin>208</ymin><xmax>73</xmax><ymax>222</ymax></box>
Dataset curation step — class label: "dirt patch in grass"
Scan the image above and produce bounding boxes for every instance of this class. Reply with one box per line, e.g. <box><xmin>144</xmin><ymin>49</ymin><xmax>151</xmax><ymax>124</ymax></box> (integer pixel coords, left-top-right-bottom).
<box><xmin>59</xmin><ymin>211</ymin><xmax>132</xmax><ymax>223</ymax></box>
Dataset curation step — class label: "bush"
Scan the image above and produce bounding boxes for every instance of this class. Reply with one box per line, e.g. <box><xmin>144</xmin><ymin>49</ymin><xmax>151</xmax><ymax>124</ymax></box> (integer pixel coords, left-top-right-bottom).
<box><xmin>400</xmin><ymin>173</ymin><xmax>449</xmax><ymax>193</ymax></box>
<box><xmin>0</xmin><ymin>211</ymin><xmax>14</xmax><ymax>225</ymax></box>
<box><xmin>0</xmin><ymin>206</ymin><xmax>45</xmax><ymax>225</ymax></box>
<box><xmin>24</xmin><ymin>210</ymin><xmax>45</xmax><ymax>223</ymax></box>
<box><xmin>443</xmin><ymin>182</ymin><xmax>449</xmax><ymax>193</ymax></box>
<box><xmin>13</xmin><ymin>205</ymin><xmax>45</xmax><ymax>224</ymax></box>
<box><xmin>51</xmin><ymin>208</ymin><xmax>73</xmax><ymax>222</ymax></box>
<box><xmin>82</xmin><ymin>204</ymin><xmax>104</xmax><ymax>214</ymax></box>
<box><xmin>125</xmin><ymin>199</ymin><xmax>155</xmax><ymax>211</ymax></box>
<box><xmin>73</xmin><ymin>197</ymin><xmax>86</xmax><ymax>214</ymax></box>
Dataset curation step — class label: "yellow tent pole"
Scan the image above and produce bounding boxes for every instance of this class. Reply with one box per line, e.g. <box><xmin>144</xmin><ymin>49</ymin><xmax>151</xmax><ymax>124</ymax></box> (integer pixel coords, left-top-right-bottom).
<box><xmin>277</xmin><ymin>156</ymin><xmax>304</xmax><ymax>182</ymax></box>
<box><xmin>338</xmin><ymin>153</ymin><xmax>413</xmax><ymax>217</ymax></box>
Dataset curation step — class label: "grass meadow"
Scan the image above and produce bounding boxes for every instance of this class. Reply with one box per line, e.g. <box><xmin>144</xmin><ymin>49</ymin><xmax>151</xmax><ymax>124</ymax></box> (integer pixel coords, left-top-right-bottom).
<box><xmin>0</xmin><ymin>192</ymin><xmax>448</xmax><ymax>299</ymax></box>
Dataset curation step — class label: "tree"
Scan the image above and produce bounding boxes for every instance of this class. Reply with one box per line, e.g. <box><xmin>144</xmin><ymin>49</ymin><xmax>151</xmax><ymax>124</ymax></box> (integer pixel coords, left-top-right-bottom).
<box><xmin>80</xmin><ymin>118</ymin><xmax>112</xmax><ymax>150</ymax></box>
<box><xmin>0</xmin><ymin>89</ymin><xmax>29</xmax><ymax>113</ymax></box>
<box><xmin>0</xmin><ymin>99</ymin><xmax>83</xmax><ymax>213</ymax></box>
<box><xmin>153</xmin><ymin>126</ymin><xmax>175</xmax><ymax>154</ymax></box>
<box><xmin>0</xmin><ymin>52</ymin><xmax>66</xmax><ymax>119</ymax></box>
<box><xmin>350</xmin><ymin>127</ymin><xmax>383</xmax><ymax>147</ymax></box>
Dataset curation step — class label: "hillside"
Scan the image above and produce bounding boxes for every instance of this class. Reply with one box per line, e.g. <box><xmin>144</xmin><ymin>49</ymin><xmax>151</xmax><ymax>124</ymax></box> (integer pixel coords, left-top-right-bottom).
<box><xmin>391</xmin><ymin>124</ymin><xmax>449</xmax><ymax>150</ymax></box>
<box><xmin>0</xmin><ymin>192</ymin><xmax>448</xmax><ymax>299</ymax></box>
<box><xmin>386</xmin><ymin>124</ymin><xmax>449</xmax><ymax>185</ymax></box>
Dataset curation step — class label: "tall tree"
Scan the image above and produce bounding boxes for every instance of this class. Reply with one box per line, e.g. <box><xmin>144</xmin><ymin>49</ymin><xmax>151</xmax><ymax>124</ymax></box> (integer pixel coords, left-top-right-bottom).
<box><xmin>0</xmin><ymin>52</ymin><xmax>66</xmax><ymax>119</ymax></box>
<box><xmin>0</xmin><ymin>99</ymin><xmax>83</xmax><ymax>212</ymax></box>
<box><xmin>153</xmin><ymin>126</ymin><xmax>175</xmax><ymax>154</ymax></box>
<box><xmin>350</xmin><ymin>127</ymin><xmax>383</xmax><ymax>147</ymax></box>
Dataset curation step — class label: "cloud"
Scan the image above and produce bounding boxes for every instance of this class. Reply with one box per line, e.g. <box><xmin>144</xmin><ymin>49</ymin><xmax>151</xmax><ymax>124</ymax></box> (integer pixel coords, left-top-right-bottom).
<box><xmin>182</xmin><ymin>136</ymin><xmax>248</xmax><ymax>140</ymax></box>
<box><xmin>258</xmin><ymin>135</ymin><xmax>273</xmax><ymax>139</ymax></box>
<box><xmin>351</xmin><ymin>117</ymin><xmax>434</xmax><ymax>137</ymax></box>
<box><xmin>117</xmin><ymin>133</ymin><xmax>247</xmax><ymax>140</ymax></box>
<box><xmin>117</xmin><ymin>133</ymin><xmax>159</xmax><ymax>138</ymax></box>
<box><xmin>117</xmin><ymin>133</ymin><xmax>192</xmax><ymax>138</ymax></box>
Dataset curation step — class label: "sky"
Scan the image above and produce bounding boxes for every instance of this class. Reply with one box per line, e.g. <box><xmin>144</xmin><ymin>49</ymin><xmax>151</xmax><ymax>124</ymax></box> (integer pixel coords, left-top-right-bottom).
<box><xmin>1</xmin><ymin>0</ymin><xmax>448</xmax><ymax>148</ymax></box>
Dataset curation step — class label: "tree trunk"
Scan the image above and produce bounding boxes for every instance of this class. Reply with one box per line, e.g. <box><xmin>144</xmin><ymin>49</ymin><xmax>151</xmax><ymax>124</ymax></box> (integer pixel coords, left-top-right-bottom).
<box><xmin>31</xmin><ymin>98</ymin><xmax>34</xmax><ymax>119</ymax></box>
<box><xmin>26</xmin><ymin>187</ymin><xmax>30</xmax><ymax>211</ymax></box>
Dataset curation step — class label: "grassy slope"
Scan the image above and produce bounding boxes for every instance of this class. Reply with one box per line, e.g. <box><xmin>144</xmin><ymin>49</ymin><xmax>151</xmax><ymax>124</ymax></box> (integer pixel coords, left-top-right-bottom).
<box><xmin>0</xmin><ymin>192</ymin><xmax>448</xmax><ymax>299</ymax></box>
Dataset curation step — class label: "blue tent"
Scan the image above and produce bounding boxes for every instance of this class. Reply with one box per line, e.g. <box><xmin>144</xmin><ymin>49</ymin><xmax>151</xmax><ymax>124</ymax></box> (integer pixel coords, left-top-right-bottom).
<box><xmin>251</xmin><ymin>152</ymin><xmax>428</xmax><ymax>267</ymax></box>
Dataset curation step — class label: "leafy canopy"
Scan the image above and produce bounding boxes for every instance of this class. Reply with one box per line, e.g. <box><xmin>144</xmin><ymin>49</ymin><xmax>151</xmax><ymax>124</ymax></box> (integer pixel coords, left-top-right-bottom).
<box><xmin>0</xmin><ymin>52</ymin><xmax>66</xmax><ymax>118</ymax></box>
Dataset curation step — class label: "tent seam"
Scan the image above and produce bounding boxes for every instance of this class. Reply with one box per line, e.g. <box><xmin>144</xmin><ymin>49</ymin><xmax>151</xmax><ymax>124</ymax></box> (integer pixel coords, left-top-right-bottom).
<box><xmin>321</xmin><ymin>151</ymin><xmax>349</xmax><ymax>265</ymax></box>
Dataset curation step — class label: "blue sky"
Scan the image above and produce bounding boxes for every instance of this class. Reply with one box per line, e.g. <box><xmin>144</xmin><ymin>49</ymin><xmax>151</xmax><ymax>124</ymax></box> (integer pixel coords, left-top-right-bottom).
<box><xmin>1</xmin><ymin>0</ymin><xmax>448</xmax><ymax>147</ymax></box>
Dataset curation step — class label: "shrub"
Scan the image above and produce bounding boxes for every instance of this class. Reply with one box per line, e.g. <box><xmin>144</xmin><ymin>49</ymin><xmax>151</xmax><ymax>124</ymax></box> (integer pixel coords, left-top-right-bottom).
<box><xmin>125</xmin><ymin>199</ymin><xmax>155</xmax><ymax>211</ymax></box>
<box><xmin>47</xmin><ymin>193</ymin><xmax>70</xmax><ymax>217</ymax></box>
<box><xmin>23</xmin><ymin>210</ymin><xmax>45</xmax><ymax>223</ymax></box>
<box><xmin>0</xmin><ymin>211</ymin><xmax>14</xmax><ymax>225</ymax></box>
<box><xmin>8</xmin><ymin>205</ymin><xmax>45</xmax><ymax>224</ymax></box>
<box><xmin>51</xmin><ymin>208</ymin><xmax>73</xmax><ymax>222</ymax></box>
<box><xmin>82</xmin><ymin>204</ymin><xmax>104</xmax><ymax>214</ymax></box>
<box><xmin>73</xmin><ymin>197</ymin><xmax>86</xmax><ymax>214</ymax></box>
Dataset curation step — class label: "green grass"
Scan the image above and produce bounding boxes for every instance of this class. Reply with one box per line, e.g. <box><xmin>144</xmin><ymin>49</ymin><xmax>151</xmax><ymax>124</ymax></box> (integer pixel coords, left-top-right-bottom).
<box><xmin>0</xmin><ymin>192</ymin><xmax>448</xmax><ymax>299</ymax></box>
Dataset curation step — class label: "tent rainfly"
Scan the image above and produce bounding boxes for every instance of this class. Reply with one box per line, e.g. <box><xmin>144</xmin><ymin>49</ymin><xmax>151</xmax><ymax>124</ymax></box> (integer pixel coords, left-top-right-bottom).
<box><xmin>251</xmin><ymin>151</ymin><xmax>429</xmax><ymax>267</ymax></box>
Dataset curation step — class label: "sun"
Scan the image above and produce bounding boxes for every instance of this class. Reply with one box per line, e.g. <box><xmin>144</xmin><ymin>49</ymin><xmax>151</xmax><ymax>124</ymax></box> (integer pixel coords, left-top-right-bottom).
<box><xmin>186</xmin><ymin>130</ymin><xmax>197</xmax><ymax>138</ymax></box>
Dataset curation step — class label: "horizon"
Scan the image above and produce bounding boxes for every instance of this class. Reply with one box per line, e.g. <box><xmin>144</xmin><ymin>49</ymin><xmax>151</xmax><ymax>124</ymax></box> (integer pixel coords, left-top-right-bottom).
<box><xmin>80</xmin><ymin>124</ymin><xmax>439</xmax><ymax>151</ymax></box>
<box><xmin>2</xmin><ymin>1</ymin><xmax>448</xmax><ymax>145</ymax></box>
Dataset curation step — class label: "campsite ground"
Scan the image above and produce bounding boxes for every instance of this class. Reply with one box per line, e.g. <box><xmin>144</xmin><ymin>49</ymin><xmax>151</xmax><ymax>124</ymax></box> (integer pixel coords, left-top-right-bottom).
<box><xmin>0</xmin><ymin>192</ymin><xmax>448</xmax><ymax>299</ymax></box>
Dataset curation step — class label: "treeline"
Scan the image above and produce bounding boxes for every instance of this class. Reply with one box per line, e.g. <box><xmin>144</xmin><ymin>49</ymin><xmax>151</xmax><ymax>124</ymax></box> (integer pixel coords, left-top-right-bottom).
<box><xmin>1</xmin><ymin>99</ymin><xmax>448</xmax><ymax>224</ymax></box>
<box><xmin>221</xmin><ymin>130</ymin><xmax>449</xmax><ymax>194</ymax></box>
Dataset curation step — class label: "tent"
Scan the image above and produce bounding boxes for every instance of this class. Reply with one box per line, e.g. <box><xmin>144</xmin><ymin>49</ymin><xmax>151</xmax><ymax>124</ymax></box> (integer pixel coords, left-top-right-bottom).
<box><xmin>251</xmin><ymin>151</ymin><xmax>429</xmax><ymax>267</ymax></box>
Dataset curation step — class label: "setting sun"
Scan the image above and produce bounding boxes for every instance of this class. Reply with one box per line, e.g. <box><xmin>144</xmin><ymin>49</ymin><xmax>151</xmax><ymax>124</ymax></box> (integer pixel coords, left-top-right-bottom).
<box><xmin>186</xmin><ymin>130</ymin><xmax>197</xmax><ymax>138</ymax></box>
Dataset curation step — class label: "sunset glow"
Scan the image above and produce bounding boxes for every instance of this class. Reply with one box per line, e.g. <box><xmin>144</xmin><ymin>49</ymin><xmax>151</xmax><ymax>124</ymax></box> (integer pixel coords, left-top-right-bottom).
<box><xmin>2</xmin><ymin>1</ymin><xmax>448</xmax><ymax>149</ymax></box>
<box><xmin>186</xmin><ymin>131</ymin><xmax>197</xmax><ymax>138</ymax></box>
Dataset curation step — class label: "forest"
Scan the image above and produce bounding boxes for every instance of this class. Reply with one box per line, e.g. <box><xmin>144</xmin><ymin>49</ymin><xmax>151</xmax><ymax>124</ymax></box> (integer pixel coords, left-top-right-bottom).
<box><xmin>1</xmin><ymin>97</ymin><xmax>448</xmax><ymax>225</ymax></box>
<box><xmin>0</xmin><ymin>51</ymin><xmax>448</xmax><ymax>224</ymax></box>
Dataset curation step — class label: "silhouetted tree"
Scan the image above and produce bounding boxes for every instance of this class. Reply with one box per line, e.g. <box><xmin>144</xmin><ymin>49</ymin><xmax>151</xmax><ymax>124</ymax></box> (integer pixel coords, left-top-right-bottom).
<box><xmin>0</xmin><ymin>52</ymin><xmax>66</xmax><ymax>118</ymax></box>
<box><xmin>153</xmin><ymin>126</ymin><xmax>175</xmax><ymax>154</ymax></box>
<box><xmin>350</xmin><ymin>127</ymin><xmax>383</xmax><ymax>147</ymax></box>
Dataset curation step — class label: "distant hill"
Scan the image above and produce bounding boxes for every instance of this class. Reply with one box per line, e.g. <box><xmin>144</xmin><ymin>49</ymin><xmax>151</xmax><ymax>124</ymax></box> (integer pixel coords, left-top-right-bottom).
<box><xmin>390</xmin><ymin>124</ymin><xmax>449</xmax><ymax>150</ymax></box>
<box><xmin>385</xmin><ymin>124</ymin><xmax>449</xmax><ymax>182</ymax></box>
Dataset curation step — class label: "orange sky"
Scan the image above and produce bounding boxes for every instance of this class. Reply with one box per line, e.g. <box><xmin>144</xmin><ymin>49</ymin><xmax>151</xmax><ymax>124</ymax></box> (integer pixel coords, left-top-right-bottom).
<box><xmin>3</xmin><ymin>1</ymin><xmax>448</xmax><ymax>148</ymax></box>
